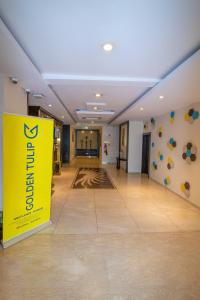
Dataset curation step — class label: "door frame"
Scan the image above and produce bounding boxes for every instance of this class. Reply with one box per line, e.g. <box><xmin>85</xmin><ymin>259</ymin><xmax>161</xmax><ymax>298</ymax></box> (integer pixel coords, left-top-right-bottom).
<box><xmin>141</xmin><ymin>132</ymin><xmax>151</xmax><ymax>177</ymax></box>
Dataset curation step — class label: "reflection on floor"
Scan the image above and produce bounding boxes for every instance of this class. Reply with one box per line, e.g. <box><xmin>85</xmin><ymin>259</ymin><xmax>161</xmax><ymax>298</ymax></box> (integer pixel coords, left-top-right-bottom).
<box><xmin>70</xmin><ymin>157</ymin><xmax>101</xmax><ymax>168</ymax></box>
<box><xmin>1</xmin><ymin>158</ymin><xmax>200</xmax><ymax>299</ymax></box>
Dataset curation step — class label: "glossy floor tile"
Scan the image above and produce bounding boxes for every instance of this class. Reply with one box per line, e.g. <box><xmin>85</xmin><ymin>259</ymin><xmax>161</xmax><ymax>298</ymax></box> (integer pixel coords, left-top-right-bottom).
<box><xmin>1</xmin><ymin>158</ymin><xmax>200</xmax><ymax>299</ymax></box>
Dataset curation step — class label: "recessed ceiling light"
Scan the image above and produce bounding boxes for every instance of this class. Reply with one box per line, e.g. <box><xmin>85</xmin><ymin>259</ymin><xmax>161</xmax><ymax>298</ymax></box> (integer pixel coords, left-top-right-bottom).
<box><xmin>140</xmin><ymin>107</ymin><xmax>144</xmax><ymax>111</ymax></box>
<box><xmin>159</xmin><ymin>95</ymin><xmax>164</xmax><ymax>99</ymax></box>
<box><xmin>48</xmin><ymin>104</ymin><xmax>52</xmax><ymax>107</ymax></box>
<box><xmin>93</xmin><ymin>106</ymin><xmax>98</xmax><ymax>110</ymax></box>
<box><xmin>103</xmin><ymin>43</ymin><xmax>113</xmax><ymax>52</ymax></box>
<box><xmin>95</xmin><ymin>93</ymin><xmax>102</xmax><ymax>98</ymax></box>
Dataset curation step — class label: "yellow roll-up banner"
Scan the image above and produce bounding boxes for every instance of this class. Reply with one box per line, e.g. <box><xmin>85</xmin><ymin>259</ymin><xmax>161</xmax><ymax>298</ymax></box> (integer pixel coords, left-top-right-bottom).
<box><xmin>2</xmin><ymin>114</ymin><xmax>54</xmax><ymax>247</ymax></box>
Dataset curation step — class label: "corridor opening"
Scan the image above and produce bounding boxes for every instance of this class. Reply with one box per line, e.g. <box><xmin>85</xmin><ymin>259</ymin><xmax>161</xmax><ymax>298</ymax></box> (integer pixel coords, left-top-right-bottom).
<box><xmin>141</xmin><ymin>133</ymin><xmax>151</xmax><ymax>176</ymax></box>
<box><xmin>75</xmin><ymin>129</ymin><xmax>100</xmax><ymax>158</ymax></box>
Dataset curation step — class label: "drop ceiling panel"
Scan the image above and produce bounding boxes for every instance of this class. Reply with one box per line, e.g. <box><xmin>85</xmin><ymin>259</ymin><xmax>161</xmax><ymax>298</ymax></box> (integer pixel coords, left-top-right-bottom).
<box><xmin>52</xmin><ymin>84</ymin><xmax>148</xmax><ymax>122</ymax></box>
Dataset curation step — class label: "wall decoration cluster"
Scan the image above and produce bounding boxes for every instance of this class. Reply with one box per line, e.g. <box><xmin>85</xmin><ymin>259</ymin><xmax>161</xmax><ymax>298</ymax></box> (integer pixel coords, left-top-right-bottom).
<box><xmin>182</xmin><ymin>142</ymin><xmax>197</xmax><ymax>163</ymax></box>
<box><xmin>169</xmin><ymin>111</ymin><xmax>175</xmax><ymax>124</ymax></box>
<box><xmin>167</xmin><ymin>157</ymin><xmax>174</xmax><ymax>170</ymax></box>
<box><xmin>167</xmin><ymin>137</ymin><xmax>177</xmax><ymax>150</ymax></box>
<box><xmin>181</xmin><ymin>181</ymin><xmax>190</xmax><ymax>197</ymax></box>
<box><xmin>184</xmin><ymin>108</ymin><xmax>199</xmax><ymax>124</ymax></box>
<box><xmin>146</xmin><ymin>104</ymin><xmax>200</xmax><ymax>205</ymax></box>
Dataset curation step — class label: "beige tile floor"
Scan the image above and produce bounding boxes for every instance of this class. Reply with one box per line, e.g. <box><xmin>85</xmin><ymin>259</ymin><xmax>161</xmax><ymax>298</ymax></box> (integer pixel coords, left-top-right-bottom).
<box><xmin>1</xmin><ymin>158</ymin><xmax>200</xmax><ymax>299</ymax></box>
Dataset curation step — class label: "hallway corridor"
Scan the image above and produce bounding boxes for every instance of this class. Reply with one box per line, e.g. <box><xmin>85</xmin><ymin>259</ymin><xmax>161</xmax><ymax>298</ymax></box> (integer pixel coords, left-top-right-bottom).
<box><xmin>0</xmin><ymin>1</ymin><xmax>200</xmax><ymax>299</ymax></box>
<box><xmin>1</xmin><ymin>162</ymin><xmax>200</xmax><ymax>299</ymax></box>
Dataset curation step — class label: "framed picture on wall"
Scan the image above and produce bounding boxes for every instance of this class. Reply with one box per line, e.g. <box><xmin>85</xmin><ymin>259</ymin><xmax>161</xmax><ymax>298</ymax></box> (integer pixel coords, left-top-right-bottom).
<box><xmin>121</xmin><ymin>123</ymin><xmax>127</xmax><ymax>149</ymax></box>
<box><xmin>122</xmin><ymin>127</ymin><xmax>125</xmax><ymax>146</ymax></box>
<box><xmin>119</xmin><ymin>122</ymin><xmax>129</xmax><ymax>172</ymax></box>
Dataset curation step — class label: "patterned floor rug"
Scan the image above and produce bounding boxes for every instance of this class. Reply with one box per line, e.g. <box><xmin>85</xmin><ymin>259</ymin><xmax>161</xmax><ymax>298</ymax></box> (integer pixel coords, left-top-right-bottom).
<box><xmin>72</xmin><ymin>168</ymin><xmax>116</xmax><ymax>189</ymax></box>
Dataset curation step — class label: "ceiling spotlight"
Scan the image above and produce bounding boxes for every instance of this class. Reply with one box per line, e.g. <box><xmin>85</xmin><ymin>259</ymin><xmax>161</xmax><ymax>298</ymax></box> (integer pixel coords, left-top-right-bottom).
<box><xmin>95</xmin><ymin>93</ymin><xmax>102</xmax><ymax>98</ymax></box>
<box><xmin>159</xmin><ymin>95</ymin><xmax>164</xmax><ymax>99</ymax></box>
<box><xmin>140</xmin><ymin>107</ymin><xmax>144</xmax><ymax>111</ymax></box>
<box><xmin>48</xmin><ymin>104</ymin><xmax>52</xmax><ymax>107</ymax></box>
<box><xmin>93</xmin><ymin>106</ymin><xmax>98</xmax><ymax>110</ymax></box>
<box><xmin>103</xmin><ymin>43</ymin><xmax>113</xmax><ymax>52</ymax></box>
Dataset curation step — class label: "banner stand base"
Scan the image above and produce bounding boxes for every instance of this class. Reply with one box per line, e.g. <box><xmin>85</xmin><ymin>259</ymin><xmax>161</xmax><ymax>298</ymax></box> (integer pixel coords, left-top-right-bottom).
<box><xmin>1</xmin><ymin>220</ymin><xmax>52</xmax><ymax>249</ymax></box>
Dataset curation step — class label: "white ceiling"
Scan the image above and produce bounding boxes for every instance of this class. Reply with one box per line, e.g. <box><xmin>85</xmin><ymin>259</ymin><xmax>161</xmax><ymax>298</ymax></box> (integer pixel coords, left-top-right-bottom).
<box><xmin>0</xmin><ymin>0</ymin><xmax>200</xmax><ymax>124</ymax></box>
<box><xmin>117</xmin><ymin>49</ymin><xmax>200</xmax><ymax>123</ymax></box>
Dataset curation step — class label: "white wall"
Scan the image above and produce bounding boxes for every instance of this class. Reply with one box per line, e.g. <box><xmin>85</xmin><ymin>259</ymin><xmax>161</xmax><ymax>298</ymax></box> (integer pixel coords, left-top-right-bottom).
<box><xmin>0</xmin><ymin>74</ymin><xmax>5</xmax><ymax>112</ymax></box>
<box><xmin>128</xmin><ymin>121</ymin><xmax>143</xmax><ymax>173</ymax></box>
<box><xmin>4</xmin><ymin>76</ymin><xmax>27</xmax><ymax>115</ymax></box>
<box><xmin>102</xmin><ymin>125</ymin><xmax>119</xmax><ymax>164</ymax></box>
<box><xmin>146</xmin><ymin>102</ymin><xmax>200</xmax><ymax>208</ymax></box>
<box><xmin>0</xmin><ymin>75</ymin><xmax>27</xmax><ymax>211</ymax></box>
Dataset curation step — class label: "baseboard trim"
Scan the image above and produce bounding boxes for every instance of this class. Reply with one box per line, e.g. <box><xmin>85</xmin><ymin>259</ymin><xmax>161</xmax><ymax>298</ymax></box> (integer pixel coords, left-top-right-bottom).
<box><xmin>150</xmin><ymin>177</ymin><xmax>200</xmax><ymax>210</ymax></box>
